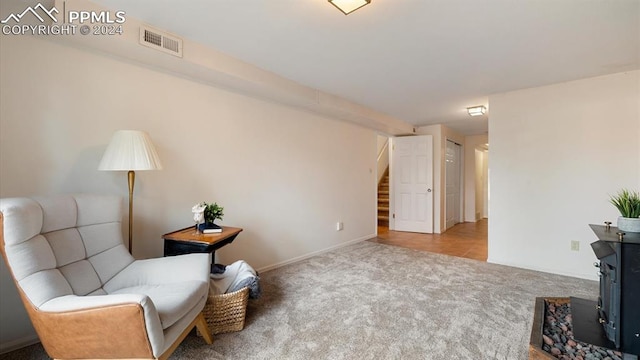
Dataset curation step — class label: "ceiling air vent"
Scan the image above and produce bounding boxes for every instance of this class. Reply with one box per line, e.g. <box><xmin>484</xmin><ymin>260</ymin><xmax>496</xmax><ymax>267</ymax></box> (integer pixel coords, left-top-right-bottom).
<box><xmin>139</xmin><ymin>26</ymin><xmax>183</xmax><ymax>58</ymax></box>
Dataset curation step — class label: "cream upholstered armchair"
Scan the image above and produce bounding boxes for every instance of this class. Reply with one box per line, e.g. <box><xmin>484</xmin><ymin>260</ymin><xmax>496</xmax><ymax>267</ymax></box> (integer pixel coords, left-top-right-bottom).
<box><xmin>0</xmin><ymin>194</ymin><xmax>213</xmax><ymax>359</ymax></box>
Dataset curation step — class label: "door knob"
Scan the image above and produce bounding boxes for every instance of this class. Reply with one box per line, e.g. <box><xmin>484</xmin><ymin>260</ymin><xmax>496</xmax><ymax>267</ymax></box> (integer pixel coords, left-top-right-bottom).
<box><xmin>427</xmin><ymin>188</ymin><xmax>432</xmax><ymax>192</ymax></box>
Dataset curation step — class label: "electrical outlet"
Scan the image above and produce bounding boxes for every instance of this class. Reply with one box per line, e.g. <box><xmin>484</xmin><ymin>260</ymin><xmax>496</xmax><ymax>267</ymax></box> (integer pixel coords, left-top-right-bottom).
<box><xmin>336</xmin><ymin>222</ymin><xmax>343</xmax><ymax>231</ymax></box>
<box><xmin>570</xmin><ymin>240</ymin><xmax>580</xmax><ymax>251</ymax></box>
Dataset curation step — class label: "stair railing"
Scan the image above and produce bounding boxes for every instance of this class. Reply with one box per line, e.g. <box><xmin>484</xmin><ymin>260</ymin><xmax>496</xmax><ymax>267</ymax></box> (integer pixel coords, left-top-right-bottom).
<box><xmin>377</xmin><ymin>138</ymin><xmax>390</xmax><ymax>185</ymax></box>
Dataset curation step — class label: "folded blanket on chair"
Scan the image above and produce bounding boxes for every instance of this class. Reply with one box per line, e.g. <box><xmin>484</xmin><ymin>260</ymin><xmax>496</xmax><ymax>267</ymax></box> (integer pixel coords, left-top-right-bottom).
<box><xmin>210</xmin><ymin>260</ymin><xmax>261</xmax><ymax>299</ymax></box>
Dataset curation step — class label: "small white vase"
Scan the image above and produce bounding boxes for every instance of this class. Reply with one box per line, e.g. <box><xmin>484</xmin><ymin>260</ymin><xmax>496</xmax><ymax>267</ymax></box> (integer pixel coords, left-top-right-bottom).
<box><xmin>617</xmin><ymin>216</ymin><xmax>640</xmax><ymax>233</ymax></box>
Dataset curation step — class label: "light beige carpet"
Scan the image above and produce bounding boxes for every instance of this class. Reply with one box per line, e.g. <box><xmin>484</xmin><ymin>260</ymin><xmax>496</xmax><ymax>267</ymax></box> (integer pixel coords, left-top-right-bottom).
<box><xmin>1</xmin><ymin>241</ymin><xmax>597</xmax><ymax>360</ymax></box>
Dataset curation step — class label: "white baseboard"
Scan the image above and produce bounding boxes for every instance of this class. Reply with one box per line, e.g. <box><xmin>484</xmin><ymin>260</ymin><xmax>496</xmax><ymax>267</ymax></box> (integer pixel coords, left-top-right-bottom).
<box><xmin>0</xmin><ymin>334</ymin><xmax>40</xmax><ymax>355</ymax></box>
<box><xmin>256</xmin><ymin>233</ymin><xmax>376</xmax><ymax>273</ymax></box>
<box><xmin>486</xmin><ymin>256</ymin><xmax>598</xmax><ymax>281</ymax></box>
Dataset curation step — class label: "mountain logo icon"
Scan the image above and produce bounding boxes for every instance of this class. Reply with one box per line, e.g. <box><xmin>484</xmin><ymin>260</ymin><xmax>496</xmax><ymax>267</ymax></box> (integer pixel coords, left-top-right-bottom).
<box><xmin>1</xmin><ymin>3</ymin><xmax>59</xmax><ymax>24</ymax></box>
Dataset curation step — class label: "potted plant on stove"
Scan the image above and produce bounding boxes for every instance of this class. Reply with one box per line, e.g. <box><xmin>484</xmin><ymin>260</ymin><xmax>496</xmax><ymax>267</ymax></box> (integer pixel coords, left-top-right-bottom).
<box><xmin>609</xmin><ymin>189</ymin><xmax>640</xmax><ymax>233</ymax></box>
<box><xmin>200</xmin><ymin>202</ymin><xmax>224</xmax><ymax>233</ymax></box>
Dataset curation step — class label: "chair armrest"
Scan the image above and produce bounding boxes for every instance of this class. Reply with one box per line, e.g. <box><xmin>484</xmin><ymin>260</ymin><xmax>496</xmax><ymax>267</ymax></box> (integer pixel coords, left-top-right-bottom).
<box><xmin>106</xmin><ymin>253</ymin><xmax>211</xmax><ymax>290</ymax></box>
<box><xmin>41</xmin><ymin>293</ymin><xmax>151</xmax><ymax>311</ymax></box>
<box><xmin>35</xmin><ymin>294</ymin><xmax>164</xmax><ymax>359</ymax></box>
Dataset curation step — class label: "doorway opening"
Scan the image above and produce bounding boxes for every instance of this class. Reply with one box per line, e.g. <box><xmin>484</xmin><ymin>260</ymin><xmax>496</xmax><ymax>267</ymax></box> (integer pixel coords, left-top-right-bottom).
<box><xmin>376</xmin><ymin>134</ymin><xmax>391</xmax><ymax>228</ymax></box>
<box><xmin>375</xmin><ymin>135</ymin><xmax>489</xmax><ymax>261</ymax></box>
<box><xmin>475</xmin><ymin>144</ymin><xmax>489</xmax><ymax>221</ymax></box>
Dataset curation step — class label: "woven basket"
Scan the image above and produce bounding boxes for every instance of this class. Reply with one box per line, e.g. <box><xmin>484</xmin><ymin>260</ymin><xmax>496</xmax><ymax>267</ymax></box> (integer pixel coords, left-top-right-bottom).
<box><xmin>200</xmin><ymin>286</ymin><xmax>249</xmax><ymax>335</ymax></box>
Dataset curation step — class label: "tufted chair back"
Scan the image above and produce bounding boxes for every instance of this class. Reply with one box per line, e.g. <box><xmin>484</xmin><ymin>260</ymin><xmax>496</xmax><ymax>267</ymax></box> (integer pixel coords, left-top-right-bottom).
<box><xmin>1</xmin><ymin>194</ymin><xmax>132</xmax><ymax>308</ymax></box>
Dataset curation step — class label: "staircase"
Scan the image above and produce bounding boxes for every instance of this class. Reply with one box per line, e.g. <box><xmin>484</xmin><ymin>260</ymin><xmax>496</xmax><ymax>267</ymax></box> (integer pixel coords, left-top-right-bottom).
<box><xmin>377</xmin><ymin>170</ymin><xmax>390</xmax><ymax>227</ymax></box>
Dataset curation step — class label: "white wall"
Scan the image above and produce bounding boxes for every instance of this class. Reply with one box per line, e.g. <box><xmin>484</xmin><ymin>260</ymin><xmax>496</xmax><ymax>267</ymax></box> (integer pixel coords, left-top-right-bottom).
<box><xmin>481</xmin><ymin>150</ymin><xmax>489</xmax><ymax>218</ymax></box>
<box><xmin>488</xmin><ymin>71</ymin><xmax>640</xmax><ymax>280</ymax></box>
<box><xmin>464</xmin><ymin>134</ymin><xmax>488</xmax><ymax>222</ymax></box>
<box><xmin>376</xmin><ymin>135</ymin><xmax>387</xmax><ymax>155</ymax></box>
<box><xmin>475</xmin><ymin>149</ymin><xmax>485</xmax><ymax>219</ymax></box>
<box><xmin>0</xmin><ymin>35</ymin><xmax>378</xmax><ymax>351</ymax></box>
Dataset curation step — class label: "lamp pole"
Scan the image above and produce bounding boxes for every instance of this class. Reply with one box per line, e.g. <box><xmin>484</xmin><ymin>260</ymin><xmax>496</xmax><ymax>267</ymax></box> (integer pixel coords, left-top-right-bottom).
<box><xmin>127</xmin><ymin>170</ymin><xmax>135</xmax><ymax>252</ymax></box>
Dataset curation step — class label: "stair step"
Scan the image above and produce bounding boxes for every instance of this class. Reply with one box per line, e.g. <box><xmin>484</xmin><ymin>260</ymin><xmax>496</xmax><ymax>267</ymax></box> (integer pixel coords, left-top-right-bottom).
<box><xmin>378</xmin><ymin>171</ymin><xmax>390</xmax><ymax>227</ymax></box>
<box><xmin>377</xmin><ymin>171</ymin><xmax>390</xmax><ymax>210</ymax></box>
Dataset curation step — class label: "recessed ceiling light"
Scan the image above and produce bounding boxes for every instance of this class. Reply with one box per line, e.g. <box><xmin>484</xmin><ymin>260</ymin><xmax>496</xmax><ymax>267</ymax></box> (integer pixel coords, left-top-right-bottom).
<box><xmin>329</xmin><ymin>0</ymin><xmax>371</xmax><ymax>15</ymax></box>
<box><xmin>467</xmin><ymin>105</ymin><xmax>487</xmax><ymax>116</ymax></box>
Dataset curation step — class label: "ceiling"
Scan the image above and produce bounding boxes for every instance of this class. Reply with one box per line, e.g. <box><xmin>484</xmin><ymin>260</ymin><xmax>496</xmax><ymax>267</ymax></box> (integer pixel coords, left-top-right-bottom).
<box><xmin>93</xmin><ymin>0</ymin><xmax>640</xmax><ymax>135</ymax></box>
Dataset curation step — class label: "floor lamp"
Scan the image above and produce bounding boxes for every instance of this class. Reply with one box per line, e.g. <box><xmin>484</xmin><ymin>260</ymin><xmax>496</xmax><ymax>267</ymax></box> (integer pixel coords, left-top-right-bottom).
<box><xmin>98</xmin><ymin>130</ymin><xmax>163</xmax><ymax>253</ymax></box>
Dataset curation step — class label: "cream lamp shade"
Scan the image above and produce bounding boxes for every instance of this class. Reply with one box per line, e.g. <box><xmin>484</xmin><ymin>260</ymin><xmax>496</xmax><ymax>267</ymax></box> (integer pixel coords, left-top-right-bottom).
<box><xmin>98</xmin><ymin>130</ymin><xmax>163</xmax><ymax>171</ymax></box>
<box><xmin>329</xmin><ymin>0</ymin><xmax>371</xmax><ymax>15</ymax></box>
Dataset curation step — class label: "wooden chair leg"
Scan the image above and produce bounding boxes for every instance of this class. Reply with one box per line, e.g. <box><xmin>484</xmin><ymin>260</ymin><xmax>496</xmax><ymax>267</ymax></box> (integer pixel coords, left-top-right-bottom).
<box><xmin>158</xmin><ymin>312</ymin><xmax>213</xmax><ymax>360</ymax></box>
<box><xmin>195</xmin><ymin>312</ymin><xmax>214</xmax><ymax>344</ymax></box>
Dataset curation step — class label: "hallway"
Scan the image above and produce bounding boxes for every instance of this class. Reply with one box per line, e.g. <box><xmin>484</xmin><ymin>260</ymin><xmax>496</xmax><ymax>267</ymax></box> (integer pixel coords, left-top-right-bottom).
<box><xmin>369</xmin><ymin>219</ymin><xmax>488</xmax><ymax>261</ymax></box>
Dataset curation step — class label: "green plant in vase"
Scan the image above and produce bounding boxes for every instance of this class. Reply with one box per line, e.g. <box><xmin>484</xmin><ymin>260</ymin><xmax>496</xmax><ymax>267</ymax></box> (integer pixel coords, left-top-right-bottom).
<box><xmin>202</xmin><ymin>202</ymin><xmax>224</xmax><ymax>226</ymax></box>
<box><xmin>609</xmin><ymin>189</ymin><xmax>640</xmax><ymax>233</ymax></box>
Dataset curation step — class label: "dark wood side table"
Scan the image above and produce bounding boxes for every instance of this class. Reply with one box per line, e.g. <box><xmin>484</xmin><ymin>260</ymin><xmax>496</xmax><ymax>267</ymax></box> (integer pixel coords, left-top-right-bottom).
<box><xmin>162</xmin><ymin>226</ymin><xmax>243</xmax><ymax>272</ymax></box>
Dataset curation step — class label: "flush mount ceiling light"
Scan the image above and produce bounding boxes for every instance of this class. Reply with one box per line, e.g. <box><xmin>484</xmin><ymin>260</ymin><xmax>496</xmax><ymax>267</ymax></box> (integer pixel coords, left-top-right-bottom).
<box><xmin>467</xmin><ymin>105</ymin><xmax>487</xmax><ymax>116</ymax></box>
<box><xmin>329</xmin><ymin>0</ymin><xmax>371</xmax><ymax>15</ymax></box>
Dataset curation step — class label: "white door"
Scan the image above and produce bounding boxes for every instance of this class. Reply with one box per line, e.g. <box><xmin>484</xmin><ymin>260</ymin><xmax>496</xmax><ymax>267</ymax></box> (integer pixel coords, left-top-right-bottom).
<box><xmin>445</xmin><ymin>140</ymin><xmax>462</xmax><ymax>230</ymax></box>
<box><xmin>391</xmin><ymin>135</ymin><xmax>433</xmax><ymax>233</ymax></box>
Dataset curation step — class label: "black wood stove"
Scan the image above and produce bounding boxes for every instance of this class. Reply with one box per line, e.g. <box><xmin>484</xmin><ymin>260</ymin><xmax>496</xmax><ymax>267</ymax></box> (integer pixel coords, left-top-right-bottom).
<box><xmin>589</xmin><ymin>224</ymin><xmax>640</xmax><ymax>356</ymax></box>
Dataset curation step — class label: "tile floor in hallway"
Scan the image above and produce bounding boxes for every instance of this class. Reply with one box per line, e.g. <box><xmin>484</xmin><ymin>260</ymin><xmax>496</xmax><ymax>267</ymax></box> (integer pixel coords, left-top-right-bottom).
<box><xmin>369</xmin><ymin>219</ymin><xmax>488</xmax><ymax>261</ymax></box>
